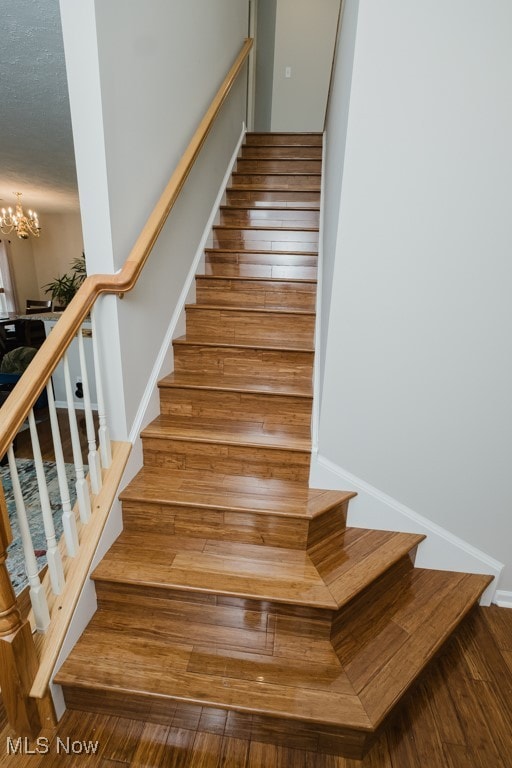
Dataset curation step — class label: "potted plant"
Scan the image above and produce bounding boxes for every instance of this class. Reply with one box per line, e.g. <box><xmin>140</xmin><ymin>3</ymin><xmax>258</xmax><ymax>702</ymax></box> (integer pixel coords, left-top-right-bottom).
<box><xmin>43</xmin><ymin>253</ymin><xmax>86</xmax><ymax>310</ymax></box>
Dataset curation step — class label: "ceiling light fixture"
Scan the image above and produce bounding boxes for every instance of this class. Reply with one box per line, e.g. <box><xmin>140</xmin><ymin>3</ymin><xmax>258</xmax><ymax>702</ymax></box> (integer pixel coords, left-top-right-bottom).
<box><xmin>0</xmin><ymin>192</ymin><xmax>41</xmax><ymax>239</ymax></box>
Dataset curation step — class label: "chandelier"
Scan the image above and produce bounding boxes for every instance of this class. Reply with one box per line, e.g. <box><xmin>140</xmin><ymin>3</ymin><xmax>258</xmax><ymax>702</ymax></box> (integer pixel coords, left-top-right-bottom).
<box><xmin>0</xmin><ymin>192</ymin><xmax>41</xmax><ymax>239</ymax></box>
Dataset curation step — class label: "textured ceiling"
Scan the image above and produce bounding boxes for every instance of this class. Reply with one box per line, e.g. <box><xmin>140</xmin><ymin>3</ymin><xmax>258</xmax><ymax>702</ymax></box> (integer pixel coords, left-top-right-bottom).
<box><xmin>0</xmin><ymin>0</ymin><xmax>79</xmax><ymax>213</ymax></box>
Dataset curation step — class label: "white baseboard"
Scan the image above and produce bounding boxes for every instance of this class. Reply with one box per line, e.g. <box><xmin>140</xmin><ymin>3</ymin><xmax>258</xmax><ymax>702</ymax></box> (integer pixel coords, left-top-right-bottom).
<box><xmin>494</xmin><ymin>590</ymin><xmax>512</xmax><ymax>609</ymax></box>
<box><xmin>128</xmin><ymin>121</ymin><xmax>247</xmax><ymax>445</ymax></box>
<box><xmin>310</xmin><ymin>451</ymin><xmax>503</xmax><ymax>606</ymax></box>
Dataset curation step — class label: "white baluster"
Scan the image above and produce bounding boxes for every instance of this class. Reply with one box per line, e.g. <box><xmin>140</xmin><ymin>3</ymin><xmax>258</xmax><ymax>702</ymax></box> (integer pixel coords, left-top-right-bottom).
<box><xmin>46</xmin><ymin>382</ymin><xmax>79</xmax><ymax>557</ymax></box>
<box><xmin>91</xmin><ymin>306</ymin><xmax>112</xmax><ymax>469</ymax></box>
<box><xmin>78</xmin><ymin>329</ymin><xmax>102</xmax><ymax>494</ymax></box>
<box><xmin>7</xmin><ymin>446</ymin><xmax>50</xmax><ymax>632</ymax></box>
<box><xmin>63</xmin><ymin>350</ymin><xmax>91</xmax><ymax>523</ymax></box>
<box><xmin>28</xmin><ymin>410</ymin><xmax>65</xmax><ymax>596</ymax></box>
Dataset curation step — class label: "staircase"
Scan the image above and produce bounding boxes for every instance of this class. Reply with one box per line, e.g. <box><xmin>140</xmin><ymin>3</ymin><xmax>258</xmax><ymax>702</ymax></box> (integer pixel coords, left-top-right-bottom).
<box><xmin>55</xmin><ymin>133</ymin><xmax>492</xmax><ymax>760</ymax></box>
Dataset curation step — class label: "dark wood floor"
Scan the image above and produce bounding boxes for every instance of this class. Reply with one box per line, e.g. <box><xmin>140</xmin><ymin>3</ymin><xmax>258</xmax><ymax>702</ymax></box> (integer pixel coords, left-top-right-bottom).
<box><xmin>12</xmin><ymin>407</ymin><xmax>94</xmax><ymax>465</ymax></box>
<box><xmin>1</xmin><ymin>605</ymin><xmax>510</xmax><ymax>767</ymax></box>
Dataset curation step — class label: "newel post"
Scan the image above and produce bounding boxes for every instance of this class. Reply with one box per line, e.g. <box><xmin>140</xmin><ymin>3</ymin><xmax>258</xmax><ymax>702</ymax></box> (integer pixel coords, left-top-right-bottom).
<box><xmin>0</xmin><ymin>480</ymin><xmax>41</xmax><ymax>736</ymax></box>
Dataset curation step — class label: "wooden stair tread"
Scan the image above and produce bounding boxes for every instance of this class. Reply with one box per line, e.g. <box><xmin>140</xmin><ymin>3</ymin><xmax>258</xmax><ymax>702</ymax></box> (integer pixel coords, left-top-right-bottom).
<box><xmin>229</xmin><ymin>184</ymin><xmax>321</xmax><ymax>193</ymax></box>
<box><xmin>236</xmin><ymin>159</ymin><xmax>322</xmax><ymax>170</ymax></box>
<box><xmin>338</xmin><ymin>568</ymin><xmax>493</xmax><ymax>727</ymax></box>
<box><xmin>241</xmin><ymin>153</ymin><xmax>323</xmax><ymax>160</ymax></box>
<box><xmin>240</xmin><ymin>156</ymin><xmax>322</xmax><ymax>163</ymax></box>
<box><xmin>213</xmin><ymin>224</ymin><xmax>319</xmax><ymax>232</ymax></box>
<box><xmin>246</xmin><ymin>133</ymin><xmax>323</xmax><ymax>140</ymax></box>
<box><xmin>196</xmin><ymin>274</ymin><xmax>317</xmax><ymax>284</ymax></box>
<box><xmin>205</xmin><ymin>248</ymin><xmax>319</xmax><ymax>258</ymax></box>
<box><xmin>173</xmin><ymin>335</ymin><xmax>314</xmax><ymax>352</ymax></box>
<box><xmin>92</xmin><ymin>532</ymin><xmax>338</xmax><ymax>609</ymax></box>
<box><xmin>158</xmin><ymin>372</ymin><xmax>313</xmax><ymax>397</ymax></box>
<box><xmin>186</xmin><ymin>303</ymin><xmax>315</xmax><ymax>316</ymax></box>
<box><xmin>55</xmin><ymin>625</ymin><xmax>371</xmax><ymax>729</ymax></box>
<box><xmin>141</xmin><ymin>415</ymin><xmax>311</xmax><ymax>451</ymax></box>
<box><xmin>311</xmin><ymin>529</ymin><xmax>425</xmax><ymax>608</ymax></box>
<box><xmin>219</xmin><ymin>204</ymin><xmax>320</xmax><ymax>212</ymax></box>
<box><xmin>92</xmin><ymin>528</ymin><xmax>427</xmax><ymax>613</ymax></box>
<box><xmin>120</xmin><ymin>467</ymin><xmax>351</xmax><ymax>518</ymax></box>
<box><xmin>231</xmin><ymin>171</ymin><xmax>322</xmax><ymax>177</ymax></box>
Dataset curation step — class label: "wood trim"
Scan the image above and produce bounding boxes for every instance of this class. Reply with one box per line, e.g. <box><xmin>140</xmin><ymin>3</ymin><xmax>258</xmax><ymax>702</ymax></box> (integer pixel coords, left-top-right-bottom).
<box><xmin>0</xmin><ymin>37</ymin><xmax>253</xmax><ymax>462</ymax></box>
<box><xmin>29</xmin><ymin>441</ymin><xmax>131</xmax><ymax>699</ymax></box>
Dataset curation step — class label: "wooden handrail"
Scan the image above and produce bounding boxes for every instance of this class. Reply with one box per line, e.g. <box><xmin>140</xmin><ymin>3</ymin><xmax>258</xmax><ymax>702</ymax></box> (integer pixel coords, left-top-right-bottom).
<box><xmin>0</xmin><ymin>37</ymin><xmax>253</xmax><ymax>462</ymax></box>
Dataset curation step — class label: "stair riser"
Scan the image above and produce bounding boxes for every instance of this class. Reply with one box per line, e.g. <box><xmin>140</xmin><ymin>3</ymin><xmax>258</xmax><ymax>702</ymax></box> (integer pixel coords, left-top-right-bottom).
<box><xmin>236</xmin><ymin>159</ymin><xmax>322</xmax><ymax>174</ymax></box>
<box><xmin>230</xmin><ymin>174</ymin><xmax>321</xmax><ymax>191</ymax></box>
<box><xmin>241</xmin><ymin>146</ymin><xmax>322</xmax><ymax>159</ymax></box>
<box><xmin>245</xmin><ymin>134</ymin><xmax>323</xmax><ymax>146</ymax></box>
<box><xmin>173</xmin><ymin>344</ymin><xmax>314</xmax><ymax>382</ymax></box>
<box><xmin>122</xmin><ymin>500</ymin><xmax>348</xmax><ymax>551</ymax></box>
<box><xmin>331</xmin><ymin>556</ymin><xmax>417</xmax><ymax>668</ymax></box>
<box><xmin>204</xmin><ymin>263</ymin><xmax>318</xmax><ymax>280</ymax></box>
<box><xmin>205</xmin><ymin>250</ymin><xmax>318</xmax><ymax>266</ymax></box>
<box><xmin>205</xmin><ymin>250</ymin><xmax>317</xmax><ymax>280</ymax></box>
<box><xmin>307</xmin><ymin>505</ymin><xmax>349</xmax><ymax>553</ymax></box>
<box><xmin>122</xmin><ymin>500</ymin><xmax>312</xmax><ymax>548</ymax></box>
<box><xmin>94</xmin><ymin>581</ymin><xmax>334</xmax><ymax>640</ymax></box>
<box><xmin>212</xmin><ymin>226</ymin><xmax>318</xmax><ymax>253</ymax></box>
<box><xmin>185</xmin><ymin>307</ymin><xmax>315</xmax><ymax>346</ymax></box>
<box><xmin>226</xmin><ymin>189</ymin><xmax>320</xmax><ymax>206</ymax></box>
<box><xmin>219</xmin><ymin>209</ymin><xmax>320</xmax><ymax>226</ymax></box>
<box><xmin>195</xmin><ymin>278</ymin><xmax>316</xmax><ymax>310</ymax></box>
<box><xmin>142</xmin><ymin>436</ymin><xmax>311</xmax><ymax>481</ymax></box>
<box><xmin>159</xmin><ymin>387</ymin><xmax>312</xmax><ymax>427</ymax></box>
<box><xmin>60</xmin><ymin>687</ymin><xmax>367</xmax><ymax>759</ymax></box>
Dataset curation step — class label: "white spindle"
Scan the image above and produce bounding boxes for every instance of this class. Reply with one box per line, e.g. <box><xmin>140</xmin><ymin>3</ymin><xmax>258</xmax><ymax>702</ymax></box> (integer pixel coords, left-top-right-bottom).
<box><xmin>91</xmin><ymin>306</ymin><xmax>112</xmax><ymax>469</ymax></box>
<box><xmin>7</xmin><ymin>446</ymin><xmax>50</xmax><ymax>632</ymax></box>
<box><xmin>46</xmin><ymin>382</ymin><xmax>79</xmax><ymax>557</ymax></box>
<box><xmin>28</xmin><ymin>410</ymin><xmax>65</xmax><ymax>596</ymax></box>
<box><xmin>78</xmin><ymin>330</ymin><xmax>102</xmax><ymax>494</ymax></box>
<box><xmin>63</xmin><ymin>350</ymin><xmax>91</xmax><ymax>523</ymax></box>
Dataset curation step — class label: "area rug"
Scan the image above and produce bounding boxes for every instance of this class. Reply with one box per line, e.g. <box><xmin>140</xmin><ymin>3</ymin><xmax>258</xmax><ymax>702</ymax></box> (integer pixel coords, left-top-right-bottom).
<box><xmin>0</xmin><ymin>459</ymin><xmax>78</xmax><ymax>595</ymax></box>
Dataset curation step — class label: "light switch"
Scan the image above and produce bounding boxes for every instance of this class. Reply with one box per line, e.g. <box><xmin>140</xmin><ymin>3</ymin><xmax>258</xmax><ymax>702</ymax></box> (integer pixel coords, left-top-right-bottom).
<box><xmin>285</xmin><ymin>66</ymin><xmax>292</xmax><ymax>78</ymax></box>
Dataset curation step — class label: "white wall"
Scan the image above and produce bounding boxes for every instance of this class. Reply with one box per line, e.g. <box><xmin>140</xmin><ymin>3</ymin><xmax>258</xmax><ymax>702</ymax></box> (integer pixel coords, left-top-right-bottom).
<box><xmin>60</xmin><ymin>0</ymin><xmax>250</xmax><ymax>438</ymax></box>
<box><xmin>271</xmin><ymin>0</ymin><xmax>340</xmax><ymax>131</ymax></box>
<box><xmin>314</xmin><ymin>0</ymin><xmax>512</xmax><ymax>595</ymax></box>
<box><xmin>255</xmin><ymin>0</ymin><xmax>277</xmax><ymax>131</ymax></box>
<box><xmin>32</xmin><ymin>211</ymin><xmax>84</xmax><ymax>300</ymax></box>
<box><xmin>319</xmin><ymin>0</ymin><xmax>359</xmax><ymax>390</ymax></box>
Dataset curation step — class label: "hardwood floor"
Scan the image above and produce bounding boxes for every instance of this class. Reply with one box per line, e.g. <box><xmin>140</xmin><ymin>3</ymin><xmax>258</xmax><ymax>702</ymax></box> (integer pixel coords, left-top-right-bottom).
<box><xmin>50</xmin><ymin>133</ymin><xmax>493</xmax><ymax>760</ymax></box>
<box><xmin>2</xmin><ymin>606</ymin><xmax>511</xmax><ymax>766</ymax></box>
<box><xmin>12</xmin><ymin>407</ymin><xmax>92</xmax><ymax>465</ymax></box>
